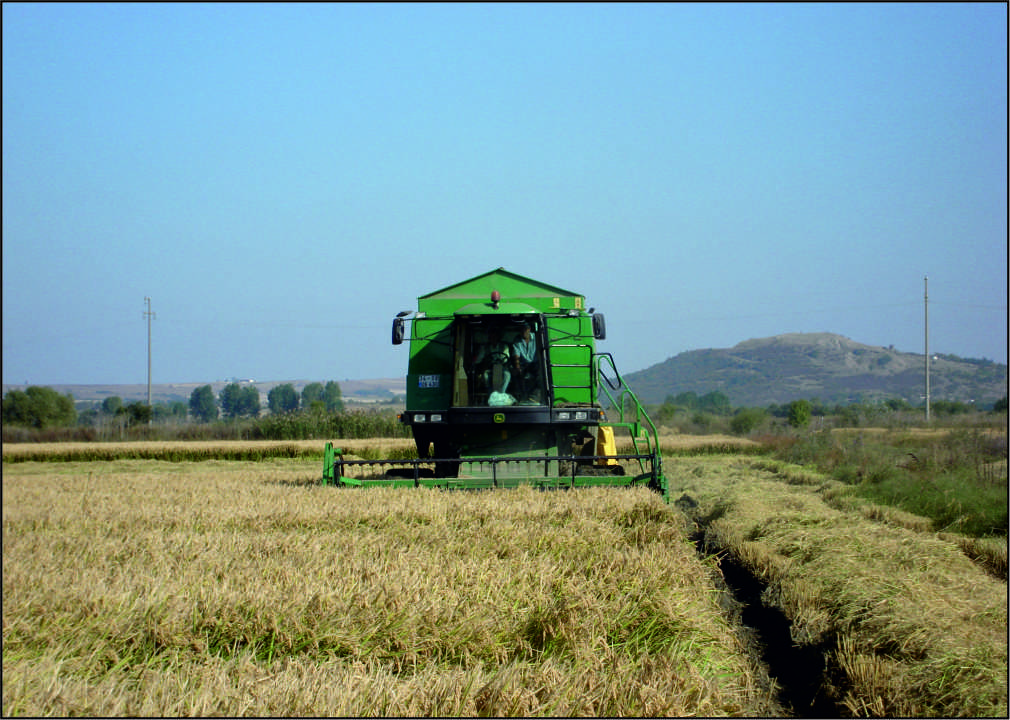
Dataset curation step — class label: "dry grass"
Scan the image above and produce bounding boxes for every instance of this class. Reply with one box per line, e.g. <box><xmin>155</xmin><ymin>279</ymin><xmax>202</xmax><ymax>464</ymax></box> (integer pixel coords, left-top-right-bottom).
<box><xmin>831</xmin><ymin>426</ymin><xmax>1007</xmax><ymax>441</ymax></box>
<box><xmin>2</xmin><ymin>460</ymin><xmax>779</xmax><ymax>717</ymax></box>
<box><xmin>943</xmin><ymin>534</ymin><xmax>1009</xmax><ymax>581</ymax></box>
<box><xmin>671</xmin><ymin>456</ymin><xmax>1008</xmax><ymax>718</ymax></box>
<box><xmin>2</xmin><ymin>435</ymin><xmax>751</xmax><ymax>463</ymax></box>
<box><xmin>6</xmin><ymin>442</ymin><xmax>1004</xmax><ymax>717</ymax></box>
<box><xmin>749</xmin><ymin>458</ymin><xmax>937</xmax><ymax>535</ymax></box>
<box><xmin>653</xmin><ymin>434</ymin><xmax>762</xmax><ymax>457</ymax></box>
<box><xmin>0</xmin><ymin>438</ymin><xmax>417</xmax><ymax>463</ymax></box>
<box><xmin>656</xmin><ymin>432</ymin><xmax>761</xmax><ymax>450</ymax></box>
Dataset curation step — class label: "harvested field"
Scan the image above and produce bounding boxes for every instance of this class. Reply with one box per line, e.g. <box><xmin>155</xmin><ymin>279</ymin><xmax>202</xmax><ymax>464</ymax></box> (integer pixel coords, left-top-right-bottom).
<box><xmin>671</xmin><ymin>456</ymin><xmax>1007</xmax><ymax>717</ymax></box>
<box><xmin>0</xmin><ymin>439</ymin><xmax>414</xmax><ymax>463</ymax></box>
<box><xmin>1</xmin><ymin>435</ymin><xmax>752</xmax><ymax>463</ymax></box>
<box><xmin>2</xmin><ymin>460</ymin><xmax>778</xmax><ymax>717</ymax></box>
<box><xmin>656</xmin><ymin>432</ymin><xmax>761</xmax><ymax>450</ymax></box>
<box><xmin>3</xmin><ymin>448</ymin><xmax>1005</xmax><ymax>717</ymax></box>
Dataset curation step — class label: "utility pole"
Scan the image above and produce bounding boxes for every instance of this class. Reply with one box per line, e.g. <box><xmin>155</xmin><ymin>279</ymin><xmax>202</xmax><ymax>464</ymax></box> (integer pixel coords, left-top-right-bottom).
<box><xmin>144</xmin><ymin>297</ymin><xmax>156</xmax><ymax>412</ymax></box>
<box><xmin>924</xmin><ymin>277</ymin><xmax>930</xmax><ymax>423</ymax></box>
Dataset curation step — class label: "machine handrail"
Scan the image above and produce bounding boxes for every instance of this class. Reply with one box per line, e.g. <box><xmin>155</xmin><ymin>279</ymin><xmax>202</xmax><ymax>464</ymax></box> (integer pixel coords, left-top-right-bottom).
<box><xmin>592</xmin><ymin>352</ymin><xmax>663</xmax><ymax>481</ymax></box>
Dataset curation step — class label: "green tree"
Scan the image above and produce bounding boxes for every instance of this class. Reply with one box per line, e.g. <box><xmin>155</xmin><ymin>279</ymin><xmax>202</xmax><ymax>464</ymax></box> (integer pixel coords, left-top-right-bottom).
<box><xmin>788</xmin><ymin>399</ymin><xmax>812</xmax><ymax>429</ymax></box>
<box><xmin>77</xmin><ymin>407</ymin><xmax>100</xmax><ymax>426</ymax></box>
<box><xmin>152</xmin><ymin>403</ymin><xmax>171</xmax><ymax>423</ymax></box>
<box><xmin>698</xmin><ymin>391</ymin><xmax>732</xmax><ymax>415</ymax></box>
<box><xmin>730</xmin><ymin>407</ymin><xmax>767</xmax><ymax>435</ymax></box>
<box><xmin>301</xmin><ymin>382</ymin><xmax>324</xmax><ymax>409</ymax></box>
<box><xmin>884</xmin><ymin>398</ymin><xmax>912</xmax><ymax>412</ymax></box>
<box><xmin>241</xmin><ymin>386</ymin><xmax>260</xmax><ymax>418</ymax></box>
<box><xmin>1</xmin><ymin>386</ymin><xmax>77</xmax><ymax>428</ymax></box>
<box><xmin>101</xmin><ymin>396</ymin><xmax>123</xmax><ymax>415</ymax></box>
<box><xmin>690</xmin><ymin>412</ymin><xmax>715</xmax><ymax>432</ymax></box>
<box><xmin>189</xmin><ymin>385</ymin><xmax>218</xmax><ymax>423</ymax></box>
<box><xmin>324</xmin><ymin>381</ymin><xmax>344</xmax><ymax>412</ymax></box>
<box><xmin>672</xmin><ymin>392</ymin><xmax>699</xmax><ymax>410</ymax></box>
<box><xmin>653</xmin><ymin>401</ymin><xmax>679</xmax><ymax>427</ymax></box>
<box><xmin>268</xmin><ymin>383</ymin><xmax>299</xmax><ymax>414</ymax></box>
<box><xmin>152</xmin><ymin>401</ymin><xmax>188</xmax><ymax>423</ymax></box>
<box><xmin>220</xmin><ymin>383</ymin><xmax>245</xmax><ymax>419</ymax></box>
<box><xmin>125</xmin><ymin>401</ymin><xmax>153</xmax><ymax>426</ymax></box>
<box><xmin>931</xmin><ymin>400</ymin><xmax>973</xmax><ymax>416</ymax></box>
<box><xmin>994</xmin><ymin>396</ymin><xmax>1008</xmax><ymax>413</ymax></box>
<box><xmin>221</xmin><ymin>383</ymin><xmax>260</xmax><ymax>418</ymax></box>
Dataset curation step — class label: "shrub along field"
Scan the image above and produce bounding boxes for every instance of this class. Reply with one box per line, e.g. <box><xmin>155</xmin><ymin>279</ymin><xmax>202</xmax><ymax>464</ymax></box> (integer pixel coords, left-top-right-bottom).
<box><xmin>775</xmin><ymin>427</ymin><xmax>1008</xmax><ymax>539</ymax></box>
<box><xmin>2</xmin><ymin>431</ymin><xmax>1006</xmax><ymax>717</ymax></box>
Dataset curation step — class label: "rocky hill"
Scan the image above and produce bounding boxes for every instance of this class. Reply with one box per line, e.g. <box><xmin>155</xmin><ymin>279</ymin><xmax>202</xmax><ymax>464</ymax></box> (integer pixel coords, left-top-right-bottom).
<box><xmin>622</xmin><ymin>333</ymin><xmax>1007</xmax><ymax>408</ymax></box>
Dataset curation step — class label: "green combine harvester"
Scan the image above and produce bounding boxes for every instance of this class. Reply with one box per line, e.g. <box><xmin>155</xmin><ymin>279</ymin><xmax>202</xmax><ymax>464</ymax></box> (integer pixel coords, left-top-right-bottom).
<box><xmin>323</xmin><ymin>268</ymin><xmax>668</xmax><ymax>501</ymax></box>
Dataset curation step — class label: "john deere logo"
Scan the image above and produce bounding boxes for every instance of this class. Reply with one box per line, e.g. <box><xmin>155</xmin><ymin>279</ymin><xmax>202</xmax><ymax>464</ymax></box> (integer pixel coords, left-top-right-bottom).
<box><xmin>493</xmin><ymin>413</ymin><xmax>505</xmax><ymax>423</ymax></box>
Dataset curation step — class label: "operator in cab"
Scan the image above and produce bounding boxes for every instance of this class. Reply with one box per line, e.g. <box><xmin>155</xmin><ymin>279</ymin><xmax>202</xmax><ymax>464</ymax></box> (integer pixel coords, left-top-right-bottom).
<box><xmin>512</xmin><ymin>321</ymin><xmax>540</xmax><ymax>403</ymax></box>
<box><xmin>474</xmin><ymin>329</ymin><xmax>512</xmax><ymax>400</ymax></box>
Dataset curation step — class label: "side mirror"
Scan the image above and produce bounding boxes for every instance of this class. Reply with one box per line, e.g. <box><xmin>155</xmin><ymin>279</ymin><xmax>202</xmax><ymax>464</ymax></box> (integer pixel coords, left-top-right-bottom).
<box><xmin>592</xmin><ymin>313</ymin><xmax>606</xmax><ymax>340</ymax></box>
<box><xmin>392</xmin><ymin>317</ymin><xmax>405</xmax><ymax>345</ymax></box>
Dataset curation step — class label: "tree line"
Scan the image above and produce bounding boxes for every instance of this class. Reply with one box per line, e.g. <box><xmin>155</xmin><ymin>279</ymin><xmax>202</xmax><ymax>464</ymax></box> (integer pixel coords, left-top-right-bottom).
<box><xmin>647</xmin><ymin>390</ymin><xmax>1008</xmax><ymax>435</ymax></box>
<box><xmin>648</xmin><ymin>391</ymin><xmax>814</xmax><ymax>434</ymax></box>
<box><xmin>1</xmin><ymin>381</ymin><xmax>345</xmax><ymax>429</ymax></box>
<box><xmin>4</xmin><ymin>382</ymin><xmax>1006</xmax><ymax>436</ymax></box>
<box><xmin>187</xmin><ymin>381</ymin><xmax>344</xmax><ymax>422</ymax></box>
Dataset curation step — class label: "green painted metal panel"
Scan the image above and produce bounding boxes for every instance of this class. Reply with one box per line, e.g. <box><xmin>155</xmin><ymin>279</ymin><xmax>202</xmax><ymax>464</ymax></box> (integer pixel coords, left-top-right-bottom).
<box><xmin>456</xmin><ymin>426</ymin><xmax>557</xmax><ymax>462</ymax></box>
<box><xmin>452</xmin><ymin>301</ymin><xmax>538</xmax><ymax>316</ymax></box>
<box><xmin>546</xmin><ymin>315</ymin><xmax>595</xmax><ymax>406</ymax></box>
<box><xmin>404</xmin><ymin>271</ymin><xmax>597</xmax><ymax>412</ymax></box>
<box><xmin>406</xmin><ymin>317</ymin><xmax>454</xmax><ymax>410</ymax></box>
<box><xmin>417</xmin><ymin>268</ymin><xmax>586</xmax><ymax>316</ymax></box>
<box><xmin>329</xmin><ymin>475</ymin><xmax>644</xmax><ymax>491</ymax></box>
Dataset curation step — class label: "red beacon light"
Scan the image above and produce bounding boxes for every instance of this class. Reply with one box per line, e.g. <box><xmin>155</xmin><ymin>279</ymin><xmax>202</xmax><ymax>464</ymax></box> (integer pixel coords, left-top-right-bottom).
<box><xmin>490</xmin><ymin>290</ymin><xmax>500</xmax><ymax>308</ymax></box>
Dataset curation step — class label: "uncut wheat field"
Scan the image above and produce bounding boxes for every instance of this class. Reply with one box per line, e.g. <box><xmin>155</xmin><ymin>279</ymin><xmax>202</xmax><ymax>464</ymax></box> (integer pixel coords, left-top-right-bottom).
<box><xmin>2</xmin><ymin>457</ymin><xmax>781</xmax><ymax>717</ymax></box>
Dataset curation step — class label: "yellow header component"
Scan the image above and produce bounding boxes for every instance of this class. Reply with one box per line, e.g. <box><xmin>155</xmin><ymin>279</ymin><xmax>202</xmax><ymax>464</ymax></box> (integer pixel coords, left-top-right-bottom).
<box><xmin>596</xmin><ymin>426</ymin><xmax>618</xmax><ymax>466</ymax></box>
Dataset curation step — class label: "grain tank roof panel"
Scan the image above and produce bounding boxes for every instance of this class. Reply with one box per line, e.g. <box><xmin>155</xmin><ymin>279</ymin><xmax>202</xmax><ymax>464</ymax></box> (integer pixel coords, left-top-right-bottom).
<box><xmin>417</xmin><ymin>268</ymin><xmax>584</xmax><ymax>315</ymax></box>
<box><xmin>453</xmin><ymin>301</ymin><xmax>539</xmax><ymax>316</ymax></box>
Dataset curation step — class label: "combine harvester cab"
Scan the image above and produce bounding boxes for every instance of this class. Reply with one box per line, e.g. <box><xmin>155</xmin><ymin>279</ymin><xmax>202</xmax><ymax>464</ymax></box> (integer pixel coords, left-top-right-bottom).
<box><xmin>323</xmin><ymin>268</ymin><xmax>668</xmax><ymax>500</ymax></box>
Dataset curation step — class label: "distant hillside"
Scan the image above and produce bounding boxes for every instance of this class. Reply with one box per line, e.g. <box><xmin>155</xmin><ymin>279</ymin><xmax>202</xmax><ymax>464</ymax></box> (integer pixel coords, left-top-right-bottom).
<box><xmin>5</xmin><ymin>336</ymin><xmax>1006</xmax><ymax>411</ymax></box>
<box><xmin>623</xmin><ymin>333</ymin><xmax>1008</xmax><ymax>408</ymax></box>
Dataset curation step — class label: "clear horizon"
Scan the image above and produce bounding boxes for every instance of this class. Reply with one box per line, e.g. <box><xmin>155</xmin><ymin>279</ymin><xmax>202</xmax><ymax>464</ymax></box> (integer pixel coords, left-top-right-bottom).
<box><xmin>2</xmin><ymin>331</ymin><xmax>1003</xmax><ymax>390</ymax></box>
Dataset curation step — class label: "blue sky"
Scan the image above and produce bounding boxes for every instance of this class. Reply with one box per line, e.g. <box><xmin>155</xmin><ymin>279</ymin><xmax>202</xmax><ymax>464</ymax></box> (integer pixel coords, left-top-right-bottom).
<box><xmin>3</xmin><ymin>3</ymin><xmax>1006</xmax><ymax>386</ymax></box>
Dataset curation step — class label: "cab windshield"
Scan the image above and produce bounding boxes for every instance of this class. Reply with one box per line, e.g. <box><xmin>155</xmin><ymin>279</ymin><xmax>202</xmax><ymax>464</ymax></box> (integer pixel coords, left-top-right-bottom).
<box><xmin>452</xmin><ymin>317</ymin><xmax>546</xmax><ymax>407</ymax></box>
